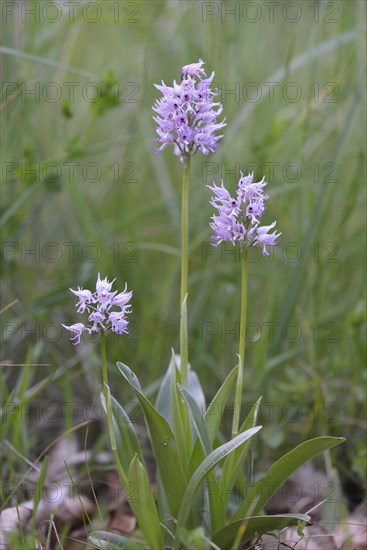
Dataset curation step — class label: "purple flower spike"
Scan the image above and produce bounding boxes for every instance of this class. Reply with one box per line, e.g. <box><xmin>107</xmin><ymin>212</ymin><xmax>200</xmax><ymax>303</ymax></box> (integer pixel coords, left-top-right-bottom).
<box><xmin>208</xmin><ymin>172</ymin><xmax>281</xmax><ymax>256</ymax></box>
<box><xmin>64</xmin><ymin>274</ymin><xmax>132</xmax><ymax>345</ymax></box>
<box><xmin>153</xmin><ymin>60</ymin><xmax>226</xmax><ymax>162</ymax></box>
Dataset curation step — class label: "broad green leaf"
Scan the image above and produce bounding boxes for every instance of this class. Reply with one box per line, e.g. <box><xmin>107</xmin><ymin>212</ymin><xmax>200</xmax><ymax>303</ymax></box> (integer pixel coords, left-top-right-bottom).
<box><xmin>128</xmin><ymin>455</ymin><xmax>164</xmax><ymax>550</ymax></box>
<box><xmin>173</xmin><ymin>426</ymin><xmax>261</xmax><ymax>550</ymax></box>
<box><xmin>220</xmin><ymin>398</ymin><xmax>262</xmax><ymax>507</ymax></box>
<box><xmin>203</xmin><ymin>475</ymin><xmax>226</xmax><ymax>536</ymax></box>
<box><xmin>170</xmin><ymin>358</ymin><xmax>192</xmax><ymax>472</ymax></box>
<box><xmin>178</xmin><ymin>385</ymin><xmax>212</xmax><ymax>455</ymax></box>
<box><xmin>205</xmin><ymin>366</ymin><xmax>238</xmax><ymax>442</ymax></box>
<box><xmin>101</xmin><ymin>394</ymin><xmax>145</xmax><ymax>476</ymax></box>
<box><xmin>178</xmin><ymin>527</ymin><xmax>211</xmax><ymax>550</ymax></box>
<box><xmin>178</xmin><ymin>384</ymin><xmax>224</xmax><ymax>533</ymax></box>
<box><xmin>117</xmin><ymin>362</ymin><xmax>186</xmax><ymax>517</ymax></box>
<box><xmin>212</xmin><ymin>513</ymin><xmax>311</xmax><ymax>549</ymax></box>
<box><xmin>155</xmin><ymin>353</ymin><xmax>205</xmax><ymax>427</ymax></box>
<box><xmin>89</xmin><ymin>531</ymin><xmax>145</xmax><ymax>549</ymax></box>
<box><xmin>188</xmin><ymin>369</ymin><xmax>206</xmax><ymax>414</ymax></box>
<box><xmin>187</xmin><ymin>439</ymin><xmax>204</xmax><ymax>480</ymax></box>
<box><xmin>185</xmin><ymin>439</ymin><xmax>224</xmax><ymax>533</ymax></box>
<box><xmin>117</xmin><ymin>363</ymin><xmax>143</xmax><ymax>392</ymax></box>
<box><xmin>234</xmin><ymin>436</ymin><xmax>345</xmax><ymax>519</ymax></box>
<box><xmin>155</xmin><ymin>353</ymin><xmax>177</xmax><ymax>423</ymax></box>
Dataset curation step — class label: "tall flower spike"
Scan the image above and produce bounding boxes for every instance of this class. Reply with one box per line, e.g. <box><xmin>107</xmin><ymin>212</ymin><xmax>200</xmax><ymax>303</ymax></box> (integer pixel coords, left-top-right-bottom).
<box><xmin>153</xmin><ymin>59</ymin><xmax>226</xmax><ymax>162</ymax></box>
<box><xmin>208</xmin><ymin>172</ymin><xmax>281</xmax><ymax>256</ymax></box>
<box><xmin>63</xmin><ymin>274</ymin><xmax>132</xmax><ymax>344</ymax></box>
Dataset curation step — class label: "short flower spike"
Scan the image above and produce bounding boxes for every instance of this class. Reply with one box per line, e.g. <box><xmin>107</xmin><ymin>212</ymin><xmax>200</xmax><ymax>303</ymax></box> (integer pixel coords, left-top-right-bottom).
<box><xmin>63</xmin><ymin>274</ymin><xmax>132</xmax><ymax>344</ymax></box>
<box><xmin>208</xmin><ymin>172</ymin><xmax>281</xmax><ymax>256</ymax></box>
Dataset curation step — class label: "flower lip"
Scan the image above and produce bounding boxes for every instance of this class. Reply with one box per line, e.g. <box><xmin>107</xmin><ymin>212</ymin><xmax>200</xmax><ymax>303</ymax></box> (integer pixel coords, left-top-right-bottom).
<box><xmin>181</xmin><ymin>59</ymin><xmax>206</xmax><ymax>78</ymax></box>
<box><xmin>69</xmin><ymin>287</ymin><xmax>93</xmax><ymax>313</ymax></box>
<box><xmin>62</xmin><ymin>323</ymin><xmax>85</xmax><ymax>345</ymax></box>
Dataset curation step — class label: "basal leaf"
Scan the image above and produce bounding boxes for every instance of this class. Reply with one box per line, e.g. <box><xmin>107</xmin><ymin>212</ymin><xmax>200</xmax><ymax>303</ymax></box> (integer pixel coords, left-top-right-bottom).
<box><xmin>100</xmin><ymin>394</ymin><xmax>145</xmax><ymax>477</ymax></box>
<box><xmin>205</xmin><ymin>366</ymin><xmax>238</xmax><ymax>443</ymax></box>
<box><xmin>220</xmin><ymin>397</ymin><xmax>262</xmax><ymax>507</ymax></box>
<box><xmin>212</xmin><ymin>513</ymin><xmax>311</xmax><ymax>549</ymax></box>
<box><xmin>117</xmin><ymin>362</ymin><xmax>186</xmax><ymax>517</ymax></box>
<box><xmin>89</xmin><ymin>531</ymin><xmax>145</xmax><ymax>549</ymax></box>
<box><xmin>234</xmin><ymin>436</ymin><xmax>345</xmax><ymax>519</ymax></box>
<box><xmin>173</xmin><ymin>426</ymin><xmax>261</xmax><ymax>549</ymax></box>
<box><xmin>128</xmin><ymin>455</ymin><xmax>164</xmax><ymax>550</ymax></box>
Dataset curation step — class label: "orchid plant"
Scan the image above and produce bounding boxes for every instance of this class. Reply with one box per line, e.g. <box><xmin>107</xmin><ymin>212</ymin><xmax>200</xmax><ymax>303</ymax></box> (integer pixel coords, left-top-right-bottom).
<box><xmin>153</xmin><ymin>59</ymin><xmax>226</xmax><ymax>388</ymax></box>
<box><xmin>63</xmin><ymin>60</ymin><xmax>344</xmax><ymax>550</ymax></box>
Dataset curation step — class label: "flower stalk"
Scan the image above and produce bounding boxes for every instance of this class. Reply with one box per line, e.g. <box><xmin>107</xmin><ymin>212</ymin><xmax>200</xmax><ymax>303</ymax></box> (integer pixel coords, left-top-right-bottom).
<box><xmin>208</xmin><ymin>172</ymin><xmax>280</xmax><ymax>436</ymax></box>
<box><xmin>180</xmin><ymin>156</ymin><xmax>190</xmax><ymax>387</ymax></box>
<box><xmin>239</xmin><ymin>251</ymin><xmax>248</xmax><ymax>369</ymax></box>
<box><xmin>232</xmin><ymin>250</ymin><xmax>248</xmax><ymax>437</ymax></box>
<box><xmin>100</xmin><ymin>329</ymin><xmax>128</xmax><ymax>487</ymax></box>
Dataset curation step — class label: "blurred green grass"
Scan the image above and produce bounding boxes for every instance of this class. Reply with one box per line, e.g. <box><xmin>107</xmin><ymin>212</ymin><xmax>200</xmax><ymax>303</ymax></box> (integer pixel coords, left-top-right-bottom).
<box><xmin>1</xmin><ymin>0</ymin><xmax>366</xmax><ymax>498</ymax></box>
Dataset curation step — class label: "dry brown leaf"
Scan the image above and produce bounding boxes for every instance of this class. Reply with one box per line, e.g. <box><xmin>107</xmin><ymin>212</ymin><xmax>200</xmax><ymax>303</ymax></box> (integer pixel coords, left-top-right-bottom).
<box><xmin>107</xmin><ymin>509</ymin><xmax>136</xmax><ymax>535</ymax></box>
<box><xmin>103</xmin><ymin>472</ymin><xmax>136</xmax><ymax>535</ymax></box>
<box><xmin>333</xmin><ymin>501</ymin><xmax>367</xmax><ymax>550</ymax></box>
<box><xmin>0</xmin><ymin>505</ymin><xmax>32</xmax><ymax>549</ymax></box>
<box><xmin>54</xmin><ymin>494</ymin><xmax>95</xmax><ymax>529</ymax></box>
<box><xmin>104</xmin><ymin>471</ymin><xmax>127</xmax><ymax>511</ymax></box>
<box><xmin>260</xmin><ymin>523</ymin><xmax>338</xmax><ymax>549</ymax></box>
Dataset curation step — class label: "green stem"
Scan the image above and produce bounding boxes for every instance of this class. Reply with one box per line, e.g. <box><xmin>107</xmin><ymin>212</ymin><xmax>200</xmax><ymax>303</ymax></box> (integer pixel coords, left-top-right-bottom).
<box><xmin>100</xmin><ymin>330</ymin><xmax>109</xmax><ymax>401</ymax></box>
<box><xmin>239</xmin><ymin>251</ymin><xmax>248</xmax><ymax>370</ymax></box>
<box><xmin>180</xmin><ymin>156</ymin><xmax>190</xmax><ymax>387</ymax></box>
<box><xmin>100</xmin><ymin>330</ymin><xmax>128</xmax><ymax>486</ymax></box>
<box><xmin>232</xmin><ymin>250</ymin><xmax>248</xmax><ymax>437</ymax></box>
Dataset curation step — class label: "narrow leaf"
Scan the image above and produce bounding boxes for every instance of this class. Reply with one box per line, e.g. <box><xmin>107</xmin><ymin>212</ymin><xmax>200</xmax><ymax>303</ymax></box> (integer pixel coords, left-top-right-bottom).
<box><xmin>101</xmin><ymin>394</ymin><xmax>145</xmax><ymax>476</ymax></box>
<box><xmin>212</xmin><ymin>513</ymin><xmax>311</xmax><ymax>549</ymax></box>
<box><xmin>234</xmin><ymin>436</ymin><xmax>345</xmax><ymax>519</ymax></box>
<box><xmin>128</xmin><ymin>455</ymin><xmax>164</xmax><ymax>550</ymax></box>
<box><xmin>178</xmin><ymin>384</ymin><xmax>224</xmax><ymax>533</ymax></box>
<box><xmin>170</xmin><ymin>357</ymin><xmax>192</xmax><ymax>472</ymax></box>
<box><xmin>205</xmin><ymin>366</ymin><xmax>238</xmax><ymax>443</ymax></box>
<box><xmin>89</xmin><ymin>531</ymin><xmax>145</xmax><ymax>549</ymax></box>
<box><xmin>117</xmin><ymin>362</ymin><xmax>186</xmax><ymax>517</ymax></box>
<box><xmin>188</xmin><ymin>370</ymin><xmax>206</xmax><ymax>414</ymax></box>
<box><xmin>155</xmin><ymin>353</ymin><xmax>206</xmax><ymax>427</ymax></box>
<box><xmin>220</xmin><ymin>397</ymin><xmax>262</xmax><ymax>507</ymax></box>
<box><xmin>155</xmin><ymin>354</ymin><xmax>175</xmax><ymax>423</ymax></box>
<box><xmin>173</xmin><ymin>426</ymin><xmax>261</xmax><ymax>549</ymax></box>
<box><xmin>178</xmin><ymin>384</ymin><xmax>212</xmax><ymax>455</ymax></box>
